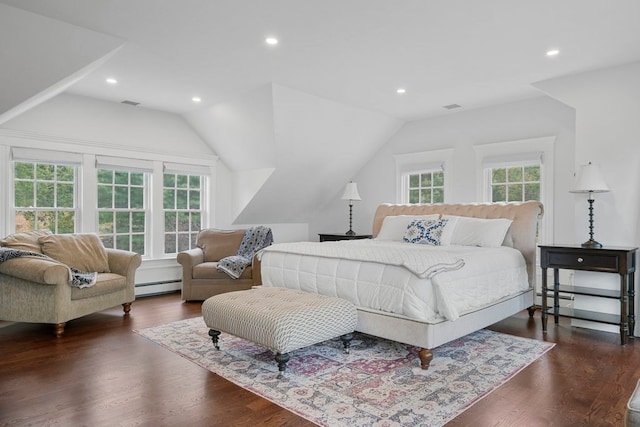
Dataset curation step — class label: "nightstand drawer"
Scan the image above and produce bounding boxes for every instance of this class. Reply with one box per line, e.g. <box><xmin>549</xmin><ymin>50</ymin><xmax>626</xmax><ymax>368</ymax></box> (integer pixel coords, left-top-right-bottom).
<box><xmin>546</xmin><ymin>252</ymin><xmax>618</xmax><ymax>271</ymax></box>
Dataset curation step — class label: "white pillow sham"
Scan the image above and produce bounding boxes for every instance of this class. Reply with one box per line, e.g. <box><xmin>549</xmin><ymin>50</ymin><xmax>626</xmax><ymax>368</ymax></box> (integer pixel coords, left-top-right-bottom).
<box><xmin>376</xmin><ymin>214</ymin><xmax>440</xmax><ymax>241</ymax></box>
<box><xmin>443</xmin><ymin>215</ymin><xmax>513</xmax><ymax>248</ymax></box>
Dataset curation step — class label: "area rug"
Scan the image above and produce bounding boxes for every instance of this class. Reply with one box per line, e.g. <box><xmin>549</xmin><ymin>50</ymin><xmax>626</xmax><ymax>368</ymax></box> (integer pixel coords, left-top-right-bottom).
<box><xmin>135</xmin><ymin>317</ymin><xmax>554</xmax><ymax>426</ymax></box>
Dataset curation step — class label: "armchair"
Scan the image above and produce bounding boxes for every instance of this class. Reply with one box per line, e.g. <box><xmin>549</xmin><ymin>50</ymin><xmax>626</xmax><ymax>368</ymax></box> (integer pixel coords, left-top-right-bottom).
<box><xmin>177</xmin><ymin>229</ymin><xmax>263</xmax><ymax>301</ymax></box>
<box><xmin>0</xmin><ymin>231</ymin><xmax>141</xmax><ymax>337</ymax></box>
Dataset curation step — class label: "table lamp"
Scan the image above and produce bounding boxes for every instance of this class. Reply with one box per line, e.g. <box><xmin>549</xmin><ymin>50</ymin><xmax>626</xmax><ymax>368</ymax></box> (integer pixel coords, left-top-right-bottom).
<box><xmin>570</xmin><ymin>162</ymin><xmax>609</xmax><ymax>248</ymax></box>
<box><xmin>341</xmin><ymin>182</ymin><xmax>361</xmax><ymax>236</ymax></box>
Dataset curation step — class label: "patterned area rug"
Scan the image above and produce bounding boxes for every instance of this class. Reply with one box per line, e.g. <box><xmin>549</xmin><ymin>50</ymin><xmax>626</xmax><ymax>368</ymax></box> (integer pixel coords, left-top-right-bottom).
<box><xmin>135</xmin><ymin>317</ymin><xmax>554</xmax><ymax>426</ymax></box>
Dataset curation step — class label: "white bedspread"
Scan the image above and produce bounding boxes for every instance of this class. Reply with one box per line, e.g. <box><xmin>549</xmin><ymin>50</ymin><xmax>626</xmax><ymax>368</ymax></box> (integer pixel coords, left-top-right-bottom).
<box><xmin>259</xmin><ymin>240</ymin><xmax>465</xmax><ymax>278</ymax></box>
<box><xmin>259</xmin><ymin>240</ymin><xmax>529</xmax><ymax>323</ymax></box>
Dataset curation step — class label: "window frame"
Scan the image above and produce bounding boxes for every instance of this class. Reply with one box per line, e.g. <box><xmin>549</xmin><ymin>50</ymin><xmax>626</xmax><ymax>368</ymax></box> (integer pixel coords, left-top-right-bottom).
<box><xmin>9</xmin><ymin>148</ymin><xmax>83</xmax><ymax>235</ymax></box>
<box><xmin>405</xmin><ymin>168</ymin><xmax>445</xmax><ymax>204</ymax></box>
<box><xmin>486</xmin><ymin>162</ymin><xmax>542</xmax><ymax>203</ymax></box>
<box><xmin>12</xmin><ymin>160</ymin><xmax>79</xmax><ymax>234</ymax></box>
<box><xmin>474</xmin><ymin>136</ymin><xmax>555</xmax><ymax>245</ymax></box>
<box><xmin>394</xmin><ymin>148</ymin><xmax>453</xmax><ymax>204</ymax></box>
<box><xmin>96</xmin><ymin>167</ymin><xmax>150</xmax><ymax>255</ymax></box>
<box><xmin>162</xmin><ymin>171</ymin><xmax>205</xmax><ymax>255</ymax></box>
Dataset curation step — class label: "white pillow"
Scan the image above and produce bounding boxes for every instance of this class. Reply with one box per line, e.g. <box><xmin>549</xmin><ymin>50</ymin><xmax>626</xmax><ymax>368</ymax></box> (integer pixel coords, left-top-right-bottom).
<box><xmin>439</xmin><ymin>215</ymin><xmax>459</xmax><ymax>245</ymax></box>
<box><xmin>447</xmin><ymin>216</ymin><xmax>513</xmax><ymax>248</ymax></box>
<box><xmin>376</xmin><ymin>214</ymin><xmax>440</xmax><ymax>241</ymax></box>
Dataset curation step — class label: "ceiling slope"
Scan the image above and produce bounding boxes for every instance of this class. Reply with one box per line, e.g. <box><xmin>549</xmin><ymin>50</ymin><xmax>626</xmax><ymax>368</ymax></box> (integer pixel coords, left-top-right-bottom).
<box><xmin>0</xmin><ymin>3</ymin><xmax>124</xmax><ymax>124</ymax></box>
<box><xmin>234</xmin><ymin>85</ymin><xmax>402</xmax><ymax>224</ymax></box>
<box><xmin>187</xmin><ymin>84</ymin><xmax>402</xmax><ymax>224</ymax></box>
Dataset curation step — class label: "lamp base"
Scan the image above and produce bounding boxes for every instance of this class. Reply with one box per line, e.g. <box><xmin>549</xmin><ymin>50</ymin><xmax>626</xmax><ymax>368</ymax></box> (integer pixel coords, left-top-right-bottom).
<box><xmin>581</xmin><ymin>239</ymin><xmax>603</xmax><ymax>249</ymax></box>
<box><xmin>345</xmin><ymin>229</ymin><xmax>356</xmax><ymax>236</ymax></box>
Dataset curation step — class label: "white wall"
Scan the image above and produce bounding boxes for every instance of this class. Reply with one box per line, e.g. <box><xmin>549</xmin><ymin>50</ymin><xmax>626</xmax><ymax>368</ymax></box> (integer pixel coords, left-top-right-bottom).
<box><xmin>535</xmin><ymin>61</ymin><xmax>640</xmax><ymax>334</ymax></box>
<box><xmin>535</xmin><ymin>61</ymin><xmax>640</xmax><ymax>247</ymax></box>
<box><xmin>311</xmin><ymin>95</ymin><xmax>576</xmax><ymax>245</ymax></box>
<box><xmin>214</xmin><ymin>161</ymin><xmax>309</xmax><ymax>242</ymax></box>
<box><xmin>3</xmin><ymin>93</ymin><xmax>213</xmax><ymax>156</ymax></box>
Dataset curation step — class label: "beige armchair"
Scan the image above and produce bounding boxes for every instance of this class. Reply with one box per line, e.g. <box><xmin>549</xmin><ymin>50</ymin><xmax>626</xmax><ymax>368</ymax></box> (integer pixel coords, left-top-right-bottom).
<box><xmin>177</xmin><ymin>229</ymin><xmax>262</xmax><ymax>301</ymax></box>
<box><xmin>0</xmin><ymin>231</ymin><xmax>141</xmax><ymax>337</ymax></box>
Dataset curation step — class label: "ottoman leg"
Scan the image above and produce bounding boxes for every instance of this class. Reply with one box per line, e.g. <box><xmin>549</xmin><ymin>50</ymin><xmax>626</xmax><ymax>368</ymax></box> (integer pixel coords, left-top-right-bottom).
<box><xmin>275</xmin><ymin>352</ymin><xmax>290</xmax><ymax>378</ymax></box>
<box><xmin>340</xmin><ymin>333</ymin><xmax>354</xmax><ymax>354</ymax></box>
<box><xmin>208</xmin><ymin>329</ymin><xmax>221</xmax><ymax>350</ymax></box>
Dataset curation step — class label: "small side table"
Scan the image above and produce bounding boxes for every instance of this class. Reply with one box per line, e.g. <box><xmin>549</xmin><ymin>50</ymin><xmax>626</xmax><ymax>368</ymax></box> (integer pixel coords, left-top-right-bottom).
<box><xmin>318</xmin><ymin>233</ymin><xmax>372</xmax><ymax>242</ymax></box>
<box><xmin>540</xmin><ymin>244</ymin><xmax>637</xmax><ymax>345</ymax></box>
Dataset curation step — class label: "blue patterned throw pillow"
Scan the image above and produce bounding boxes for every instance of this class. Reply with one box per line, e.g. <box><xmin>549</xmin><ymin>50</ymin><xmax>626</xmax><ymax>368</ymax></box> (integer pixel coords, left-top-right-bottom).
<box><xmin>403</xmin><ymin>218</ymin><xmax>449</xmax><ymax>245</ymax></box>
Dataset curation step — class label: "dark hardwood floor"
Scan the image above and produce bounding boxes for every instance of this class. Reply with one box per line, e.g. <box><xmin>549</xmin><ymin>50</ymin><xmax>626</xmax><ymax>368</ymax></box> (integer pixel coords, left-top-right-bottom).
<box><xmin>1</xmin><ymin>292</ymin><xmax>637</xmax><ymax>426</ymax></box>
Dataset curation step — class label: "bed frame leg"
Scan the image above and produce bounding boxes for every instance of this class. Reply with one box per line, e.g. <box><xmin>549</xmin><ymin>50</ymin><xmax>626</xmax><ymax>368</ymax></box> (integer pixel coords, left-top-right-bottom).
<box><xmin>527</xmin><ymin>306</ymin><xmax>536</xmax><ymax>318</ymax></box>
<box><xmin>418</xmin><ymin>348</ymin><xmax>433</xmax><ymax>370</ymax></box>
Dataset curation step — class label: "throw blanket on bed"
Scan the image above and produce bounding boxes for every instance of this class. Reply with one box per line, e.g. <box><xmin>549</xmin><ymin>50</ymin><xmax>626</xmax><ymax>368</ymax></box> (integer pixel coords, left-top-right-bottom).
<box><xmin>217</xmin><ymin>226</ymin><xmax>273</xmax><ymax>279</ymax></box>
<box><xmin>259</xmin><ymin>240</ymin><xmax>465</xmax><ymax>279</ymax></box>
<box><xmin>0</xmin><ymin>247</ymin><xmax>98</xmax><ymax>288</ymax></box>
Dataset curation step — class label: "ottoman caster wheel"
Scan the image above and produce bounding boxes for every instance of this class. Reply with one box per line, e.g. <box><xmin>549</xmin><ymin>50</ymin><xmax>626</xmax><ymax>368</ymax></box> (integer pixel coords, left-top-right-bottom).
<box><xmin>275</xmin><ymin>352</ymin><xmax>290</xmax><ymax>378</ymax></box>
<box><xmin>209</xmin><ymin>329</ymin><xmax>221</xmax><ymax>350</ymax></box>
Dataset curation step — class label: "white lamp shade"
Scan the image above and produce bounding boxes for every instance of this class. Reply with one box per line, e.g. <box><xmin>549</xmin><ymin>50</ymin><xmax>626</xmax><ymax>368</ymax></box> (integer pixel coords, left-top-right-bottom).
<box><xmin>341</xmin><ymin>182</ymin><xmax>361</xmax><ymax>201</ymax></box>
<box><xmin>570</xmin><ymin>162</ymin><xmax>609</xmax><ymax>193</ymax></box>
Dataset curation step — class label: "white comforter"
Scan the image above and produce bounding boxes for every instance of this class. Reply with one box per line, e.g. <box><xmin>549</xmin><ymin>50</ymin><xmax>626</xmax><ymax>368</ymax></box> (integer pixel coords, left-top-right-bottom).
<box><xmin>259</xmin><ymin>240</ymin><xmax>529</xmax><ymax>323</ymax></box>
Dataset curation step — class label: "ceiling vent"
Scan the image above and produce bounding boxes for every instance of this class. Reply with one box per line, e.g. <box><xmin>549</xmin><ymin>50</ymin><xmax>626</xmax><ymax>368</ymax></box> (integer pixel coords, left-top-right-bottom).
<box><xmin>442</xmin><ymin>103</ymin><xmax>462</xmax><ymax>110</ymax></box>
<box><xmin>121</xmin><ymin>100</ymin><xmax>140</xmax><ymax>106</ymax></box>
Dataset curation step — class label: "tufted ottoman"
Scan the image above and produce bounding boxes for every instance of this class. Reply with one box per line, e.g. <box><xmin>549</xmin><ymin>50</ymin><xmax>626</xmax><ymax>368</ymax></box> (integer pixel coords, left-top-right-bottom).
<box><xmin>201</xmin><ymin>287</ymin><xmax>358</xmax><ymax>376</ymax></box>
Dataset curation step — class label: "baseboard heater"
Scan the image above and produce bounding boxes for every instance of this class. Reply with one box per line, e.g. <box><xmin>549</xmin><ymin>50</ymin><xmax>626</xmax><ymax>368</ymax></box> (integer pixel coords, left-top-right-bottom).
<box><xmin>135</xmin><ymin>279</ymin><xmax>181</xmax><ymax>288</ymax></box>
<box><xmin>135</xmin><ymin>280</ymin><xmax>181</xmax><ymax>297</ymax></box>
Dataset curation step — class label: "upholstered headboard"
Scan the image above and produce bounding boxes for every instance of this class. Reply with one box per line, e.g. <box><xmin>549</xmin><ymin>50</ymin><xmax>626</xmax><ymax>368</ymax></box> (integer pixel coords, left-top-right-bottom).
<box><xmin>372</xmin><ymin>201</ymin><xmax>544</xmax><ymax>288</ymax></box>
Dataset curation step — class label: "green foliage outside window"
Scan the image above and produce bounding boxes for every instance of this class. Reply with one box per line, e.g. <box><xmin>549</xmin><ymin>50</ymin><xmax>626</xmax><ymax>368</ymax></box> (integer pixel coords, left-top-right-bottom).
<box><xmin>163</xmin><ymin>173</ymin><xmax>202</xmax><ymax>254</ymax></box>
<box><xmin>97</xmin><ymin>169</ymin><xmax>146</xmax><ymax>255</ymax></box>
<box><xmin>13</xmin><ymin>162</ymin><xmax>76</xmax><ymax>233</ymax></box>
<box><xmin>491</xmin><ymin>165</ymin><xmax>540</xmax><ymax>202</ymax></box>
<box><xmin>408</xmin><ymin>171</ymin><xmax>444</xmax><ymax>204</ymax></box>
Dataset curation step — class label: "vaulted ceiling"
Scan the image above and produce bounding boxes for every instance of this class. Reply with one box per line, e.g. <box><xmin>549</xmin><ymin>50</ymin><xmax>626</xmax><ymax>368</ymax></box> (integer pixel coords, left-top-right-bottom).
<box><xmin>4</xmin><ymin>0</ymin><xmax>640</xmax><ymax>120</ymax></box>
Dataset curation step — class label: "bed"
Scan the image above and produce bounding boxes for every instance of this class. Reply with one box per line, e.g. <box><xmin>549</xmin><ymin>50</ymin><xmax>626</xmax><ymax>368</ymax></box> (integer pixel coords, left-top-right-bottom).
<box><xmin>259</xmin><ymin>201</ymin><xmax>544</xmax><ymax>369</ymax></box>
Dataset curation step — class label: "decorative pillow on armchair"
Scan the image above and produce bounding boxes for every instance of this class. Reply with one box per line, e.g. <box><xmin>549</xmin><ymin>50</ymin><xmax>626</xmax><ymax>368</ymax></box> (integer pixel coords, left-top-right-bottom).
<box><xmin>0</xmin><ymin>229</ymin><xmax>52</xmax><ymax>253</ymax></box>
<box><xmin>38</xmin><ymin>233</ymin><xmax>110</xmax><ymax>273</ymax></box>
<box><xmin>402</xmin><ymin>219</ymin><xmax>449</xmax><ymax>245</ymax></box>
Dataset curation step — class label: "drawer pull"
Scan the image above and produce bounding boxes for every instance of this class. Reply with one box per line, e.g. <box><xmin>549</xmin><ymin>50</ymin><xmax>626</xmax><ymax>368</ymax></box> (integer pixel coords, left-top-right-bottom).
<box><xmin>577</xmin><ymin>257</ymin><xmax>584</xmax><ymax>263</ymax></box>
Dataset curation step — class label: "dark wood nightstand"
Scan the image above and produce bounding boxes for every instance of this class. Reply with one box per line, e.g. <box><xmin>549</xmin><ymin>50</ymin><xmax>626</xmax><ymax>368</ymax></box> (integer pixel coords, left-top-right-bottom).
<box><xmin>318</xmin><ymin>233</ymin><xmax>372</xmax><ymax>242</ymax></box>
<box><xmin>539</xmin><ymin>244</ymin><xmax>637</xmax><ymax>345</ymax></box>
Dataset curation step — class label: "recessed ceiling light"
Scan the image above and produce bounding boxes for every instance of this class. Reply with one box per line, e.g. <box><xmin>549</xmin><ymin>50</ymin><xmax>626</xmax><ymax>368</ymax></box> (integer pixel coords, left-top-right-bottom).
<box><xmin>265</xmin><ymin>37</ymin><xmax>278</xmax><ymax>46</ymax></box>
<box><xmin>396</xmin><ymin>88</ymin><xmax>406</xmax><ymax>94</ymax></box>
<box><xmin>106</xmin><ymin>78</ymin><xmax>118</xmax><ymax>85</ymax></box>
<box><xmin>546</xmin><ymin>49</ymin><xmax>560</xmax><ymax>57</ymax></box>
<box><xmin>192</xmin><ymin>96</ymin><xmax>201</xmax><ymax>103</ymax></box>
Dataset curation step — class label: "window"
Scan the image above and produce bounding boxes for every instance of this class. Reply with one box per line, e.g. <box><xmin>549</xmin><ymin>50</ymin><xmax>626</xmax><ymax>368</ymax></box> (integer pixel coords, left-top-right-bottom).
<box><xmin>13</xmin><ymin>161</ymin><xmax>76</xmax><ymax>233</ymax></box>
<box><xmin>97</xmin><ymin>169</ymin><xmax>147</xmax><ymax>255</ymax></box>
<box><xmin>474</xmin><ymin>136</ymin><xmax>555</xmax><ymax>245</ymax></box>
<box><xmin>407</xmin><ymin>170</ymin><xmax>444</xmax><ymax>204</ymax></box>
<box><xmin>394</xmin><ymin>148</ymin><xmax>453</xmax><ymax>204</ymax></box>
<box><xmin>163</xmin><ymin>172</ymin><xmax>203</xmax><ymax>254</ymax></box>
<box><xmin>489</xmin><ymin>164</ymin><xmax>541</xmax><ymax>202</ymax></box>
<box><xmin>3</xmin><ymin>144</ymin><xmax>214</xmax><ymax>264</ymax></box>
